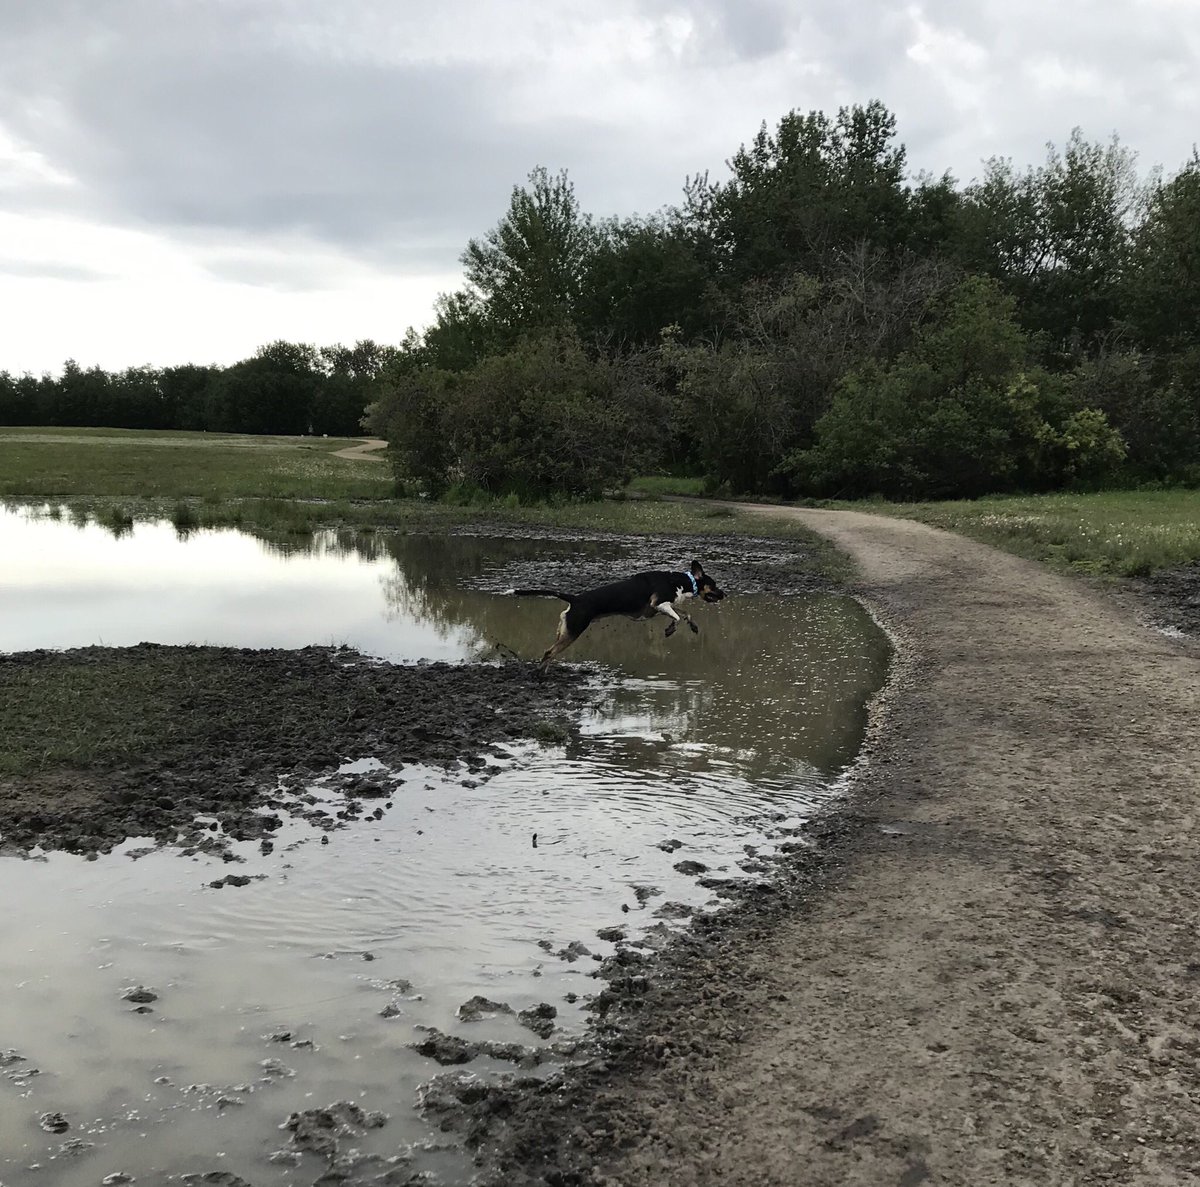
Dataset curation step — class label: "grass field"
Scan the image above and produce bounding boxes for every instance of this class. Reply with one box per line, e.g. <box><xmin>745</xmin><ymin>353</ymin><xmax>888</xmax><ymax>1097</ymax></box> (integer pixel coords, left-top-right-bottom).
<box><xmin>3</xmin><ymin>429</ymin><xmax>1196</xmax><ymax>578</ymax></box>
<box><xmin>0</xmin><ymin>426</ymin><xmax>394</xmax><ymax>500</ymax></box>
<box><xmin>875</xmin><ymin>490</ymin><xmax>1200</xmax><ymax>577</ymax></box>
<box><xmin>0</xmin><ymin>428</ymin><xmax>852</xmax><ymax>578</ymax></box>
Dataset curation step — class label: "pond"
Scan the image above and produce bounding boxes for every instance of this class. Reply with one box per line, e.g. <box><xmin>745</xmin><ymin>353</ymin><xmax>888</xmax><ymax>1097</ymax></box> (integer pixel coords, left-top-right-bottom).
<box><xmin>0</xmin><ymin>505</ymin><xmax>890</xmax><ymax>1186</ymax></box>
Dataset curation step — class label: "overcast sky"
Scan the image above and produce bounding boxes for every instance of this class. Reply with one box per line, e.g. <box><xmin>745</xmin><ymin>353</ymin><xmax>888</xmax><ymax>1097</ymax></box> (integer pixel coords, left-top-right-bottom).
<box><xmin>2</xmin><ymin>0</ymin><xmax>1197</xmax><ymax>377</ymax></box>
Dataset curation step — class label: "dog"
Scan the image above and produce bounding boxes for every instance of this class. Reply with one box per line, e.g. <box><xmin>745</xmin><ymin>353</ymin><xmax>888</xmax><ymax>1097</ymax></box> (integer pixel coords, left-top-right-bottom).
<box><xmin>508</xmin><ymin>560</ymin><xmax>725</xmax><ymax>668</ymax></box>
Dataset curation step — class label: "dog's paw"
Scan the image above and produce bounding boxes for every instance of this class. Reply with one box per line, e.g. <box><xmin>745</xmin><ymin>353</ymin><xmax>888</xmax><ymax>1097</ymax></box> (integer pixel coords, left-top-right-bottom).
<box><xmin>688</xmin><ymin>620</ymin><xmax>699</xmax><ymax>634</ymax></box>
<box><xmin>664</xmin><ymin>623</ymin><xmax>676</xmax><ymax>638</ymax></box>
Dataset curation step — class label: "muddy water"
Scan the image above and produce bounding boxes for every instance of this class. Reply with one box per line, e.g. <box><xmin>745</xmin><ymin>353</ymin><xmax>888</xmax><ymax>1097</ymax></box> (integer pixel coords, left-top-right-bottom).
<box><xmin>0</xmin><ymin>506</ymin><xmax>889</xmax><ymax>1185</ymax></box>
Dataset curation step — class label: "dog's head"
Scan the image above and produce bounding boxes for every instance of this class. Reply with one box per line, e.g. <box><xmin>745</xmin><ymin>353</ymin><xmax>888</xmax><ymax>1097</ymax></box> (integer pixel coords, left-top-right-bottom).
<box><xmin>690</xmin><ymin>560</ymin><xmax>725</xmax><ymax>603</ymax></box>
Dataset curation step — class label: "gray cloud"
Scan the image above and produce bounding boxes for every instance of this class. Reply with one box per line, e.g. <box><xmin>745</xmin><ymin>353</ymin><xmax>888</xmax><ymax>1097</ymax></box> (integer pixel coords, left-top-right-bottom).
<box><xmin>1</xmin><ymin>7</ymin><xmax>629</xmax><ymax>274</ymax></box>
<box><xmin>2</xmin><ymin>0</ymin><xmax>1198</xmax><ymax>295</ymax></box>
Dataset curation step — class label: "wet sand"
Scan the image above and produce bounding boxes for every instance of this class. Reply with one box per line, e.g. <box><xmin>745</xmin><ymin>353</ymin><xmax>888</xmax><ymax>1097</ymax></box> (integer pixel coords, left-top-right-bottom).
<box><xmin>469</xmin><ymin>506</ymin><xmax>1200</xmax><ymax>1185</ymax></box>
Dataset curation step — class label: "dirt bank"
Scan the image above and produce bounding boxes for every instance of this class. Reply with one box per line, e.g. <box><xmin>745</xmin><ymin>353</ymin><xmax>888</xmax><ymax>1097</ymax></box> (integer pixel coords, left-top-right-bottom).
<box><xmin>454</xmin><ymin>506</ymin><xmax>1200</xmax><ymax>1186</ymax></box>
<box><xmin>0</xmin><ymin>644</ymin><xmax>586</xmax><ymax>855</ymax></box>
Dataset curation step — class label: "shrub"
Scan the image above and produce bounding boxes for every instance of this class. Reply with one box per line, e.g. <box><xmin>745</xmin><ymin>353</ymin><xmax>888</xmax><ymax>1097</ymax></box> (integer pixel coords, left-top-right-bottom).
<box><xmin>792</xmin><ymin>277</ymin><xmax>1125</xmax><ymax>498</ymax></box>
<box><xmin>1075</xmin><ymin>349</ymin><xmax>1200</xmax><ymax>482</ymax></box>
<box><xmin>366</xmin><ymin>329</ymin><xmax>665</xmax><ymax>500</ymax></box>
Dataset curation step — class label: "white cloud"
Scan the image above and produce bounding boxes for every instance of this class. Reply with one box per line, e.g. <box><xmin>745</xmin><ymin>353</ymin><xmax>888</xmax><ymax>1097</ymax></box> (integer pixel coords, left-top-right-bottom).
<box><xmin>0</xmin><ymin>211</ymin><xmax>451</xmax><ymax>373</ymax></box>
<box><xmin>0</xmin><ymin>124</ymin><xmax>75</xmax><ymax>190</ymax></box>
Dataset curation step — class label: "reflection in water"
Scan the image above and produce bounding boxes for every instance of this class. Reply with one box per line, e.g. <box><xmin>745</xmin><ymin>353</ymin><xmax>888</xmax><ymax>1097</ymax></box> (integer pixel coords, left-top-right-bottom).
<box><xmin>0</xmin><ymin>504</ymin><xmax>890</xmax><ymax>1186</ymax></box>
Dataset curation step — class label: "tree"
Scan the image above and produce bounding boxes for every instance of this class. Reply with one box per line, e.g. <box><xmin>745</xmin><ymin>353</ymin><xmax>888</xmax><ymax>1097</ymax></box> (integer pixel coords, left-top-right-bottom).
<box><xmin>205</xmin><ymin>340</ymin><xmax>322</xmax><ymax>435</ymax></box>
<box><xmin>577</xmin><ymin>214</ymin><xmax>715</xmax><ymax>346</ymax></box>
<box><xmin>662</xmin><ymin>253</ymin><xmax>960</xmax><ymax>493</ymax></box>
<box><xmin>0</xmin><ymin>372</ymin><xmax>24</xmax><ymax>425</ymax></box>
<box><xmin>956</xmin><ymin>131</ymin><xmax>1147</xmax><ymax>353</ymax></box>
<box><xmin>697</xmin><ymin>101</ymin><xmax>911</xmax><ymax>285</ymax></box>
<box><xmin>161</xmin><ymin>363</ymin><xmax>222</xmax><ymax>430</ymax></box>
<box><xmin>795</xmin><ymin>277</ymin><xmax>1125</xmax><ymax>498</ymax></box>
<box><xmin>311</xmin><ymin>339</ymin><xmax>399</xmax><ymax>436</ymax></box>
<box><xmin>420</xmin><ymin>290</ymin><xmax>495</xmax><ymax>372</ymax></box>
<box><xmin>367</xmin><ymin>329</ymin><xmax>665</xmax><ymax>499</ymax></box>
<box><xmin>56</xmin><ymin>360</ymin><xmax>111</xmax><ymax>426</ymax></box>
<box><xmin>1075</xmin><ymin>347</ymin><xmax>1200</xmax><ymax>481</ymax></box>
<box><xmin>461</xmin><ymin>167</ymin><xmax>597</xmax><ymax>340</ymax></box>
<box><xmin>108</xmin><ymin>367</ymin><xmax>167</xmax><ymax>429</ymax></box>
<box><xmin>1126</xmin><ymin>152</ymin><xmax>1200</xmax><ymax>350</ymax></box>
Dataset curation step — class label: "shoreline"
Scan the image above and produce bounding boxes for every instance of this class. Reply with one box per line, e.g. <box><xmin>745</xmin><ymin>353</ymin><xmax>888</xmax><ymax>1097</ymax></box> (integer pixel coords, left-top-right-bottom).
<box><xmin>454</xmin><ymin>505</ymin><xmax>1200</xmax><ymax>1186</ymax></box>
<box><xmin>4</xmin><ymin>509</ymin><xmax>1199</xmax><ymax>1183</ymax></box>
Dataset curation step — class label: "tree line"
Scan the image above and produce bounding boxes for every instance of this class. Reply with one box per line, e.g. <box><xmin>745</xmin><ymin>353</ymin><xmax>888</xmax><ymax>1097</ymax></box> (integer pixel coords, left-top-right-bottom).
<box><xmin>0</xmin><ymin>340</ymin><xmax>397</xmax><ymax>438</ymax></box>
<box><xmin>5</xmin><ymin>101</ymin><xmax>1198</xmax><ymax>500</ymax></box>
<box><xmin>368</xmin><ymin>103</ymin><xmax>1200</xmax><ymax>500</ymax></box>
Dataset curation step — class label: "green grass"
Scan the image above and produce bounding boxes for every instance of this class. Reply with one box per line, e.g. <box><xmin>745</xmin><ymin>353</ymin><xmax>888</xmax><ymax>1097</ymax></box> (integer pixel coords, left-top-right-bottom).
<box><xmin>0</xmin><ymin>426</ymin><xmax>393</xmax><ymax>500</ymax></box>
<box><xmin>870</xmin><ymin>489</ymin><xmax>1200</xmax><ymax>577</ymax></box>
<box><xmin>0</xmin><ymin>426</ymin><xmax>848</xmax><ymax>577</ymax></box>
<box><xmin>0</xmin><ymin>650</ymin><xmax>215</xmax><ymax>774</ymax></box>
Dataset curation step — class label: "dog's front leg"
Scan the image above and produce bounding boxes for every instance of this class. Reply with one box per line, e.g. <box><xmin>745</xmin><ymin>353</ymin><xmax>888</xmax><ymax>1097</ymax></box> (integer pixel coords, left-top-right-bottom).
<box><xmin>657</xmin><ymin>602</ymin><xmax>684</xmax><ymax>637</ymax></box>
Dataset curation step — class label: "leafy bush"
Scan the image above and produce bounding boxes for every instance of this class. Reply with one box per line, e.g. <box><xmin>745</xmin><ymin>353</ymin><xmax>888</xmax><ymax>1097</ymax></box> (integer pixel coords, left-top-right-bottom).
<box><xmin>792</xmin><ymin>277</ymin><xmax>1126</xmax><ymax>498</ymax></box>
<box><xmin>366</xmin><ymin>330</ymin><xmax>665</xmax><ymax>500</ymax></box>
<box><xmin>1074</xmin><ymin>349</ymin><xmax>1200</xmax><ymax>482</ymax></box>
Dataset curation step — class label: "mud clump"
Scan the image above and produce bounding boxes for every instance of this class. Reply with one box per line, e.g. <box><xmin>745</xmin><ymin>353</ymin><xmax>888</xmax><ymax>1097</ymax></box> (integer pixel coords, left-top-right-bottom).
<box><xmin>411</xmin><ymin>1027</ymin><xmax>555</xmax><ymax>1069</ymax></box>
<box><xmin>0</xmin><ymin>645</ymin><xmax>589</xmax><ymax>855</ymax></box>
<box><xmin>457</xmin><ymin>995</ymin><xmax>515</xmax><ymax>1022</ymax></box>
<box><xmin>517</xmin><ymin>1003</ymin><xmax>558</xmax><ymax>1039</ymax></box>
<box><xmin>420</xmin><ymin>808</ymin><xmax>864</xmax><ymax>1186</ymax></box>
<box><xmin>281</xmin><ymin>1100</ymin><xmax>388</xmax><ymax>1159</ymax></box>
<box><xmin>39</xmin><ymin>1111</ymin><xmax>69</xmax><ymax>1133</ymax></box>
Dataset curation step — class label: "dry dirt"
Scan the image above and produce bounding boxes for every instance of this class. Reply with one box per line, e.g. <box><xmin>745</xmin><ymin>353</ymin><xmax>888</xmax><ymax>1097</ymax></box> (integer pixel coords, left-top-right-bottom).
<box><xmin>465</xmin><ymin>505</ymin><xmax>1200</xmax><ymax>1186</ymax></box>
<box><xmin>332</xmin><ymin>437</ymin><xmax>388</xmax><ymax>462</ymax></box>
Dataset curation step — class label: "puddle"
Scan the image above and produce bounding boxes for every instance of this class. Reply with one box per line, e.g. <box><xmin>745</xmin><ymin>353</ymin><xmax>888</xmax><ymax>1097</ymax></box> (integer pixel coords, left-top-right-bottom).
<box><xmin>0</xmin><ymin>505</ymin><xmax>889</xmax><ymax>1185</ymax></box>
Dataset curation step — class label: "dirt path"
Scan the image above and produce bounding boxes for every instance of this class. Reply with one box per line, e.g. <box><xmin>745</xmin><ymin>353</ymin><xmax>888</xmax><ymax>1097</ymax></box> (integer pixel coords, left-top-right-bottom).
<box><xmin>484</xmin><ymin>506</ymin><xmax>1200</xmax><ymax>1185</ymax></box>
<box><xmin>333</xmin><ymin>437</ymin><xmax>388</xmax><ymax>462</ymax></box>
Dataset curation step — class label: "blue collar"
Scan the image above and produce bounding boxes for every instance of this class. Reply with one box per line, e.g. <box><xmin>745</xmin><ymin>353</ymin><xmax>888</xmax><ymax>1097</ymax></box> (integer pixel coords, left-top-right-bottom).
<box><xmin>683</xmin><ymin>571</ymin><xmax>698</xmax><ymax>595</ymax></box>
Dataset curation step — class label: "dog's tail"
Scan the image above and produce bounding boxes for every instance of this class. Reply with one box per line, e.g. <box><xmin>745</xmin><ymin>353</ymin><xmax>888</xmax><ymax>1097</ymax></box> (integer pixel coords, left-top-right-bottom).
<box><xmin>505</xmin><ymin>588</ymin><xmax>574</xmax><ymax>603</ymax></box>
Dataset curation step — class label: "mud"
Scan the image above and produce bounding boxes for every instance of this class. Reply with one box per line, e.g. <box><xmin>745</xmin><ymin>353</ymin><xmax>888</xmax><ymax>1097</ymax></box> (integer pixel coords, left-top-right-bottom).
<box><xmin>0</xmin><ymin>644</ymin><xmax>588</xmax><ymax>855</ymax></box>
<box><xmin>1132</xmin><ymin>560</ymin><xmax>1200</xmax><ymax>638</ymax></box>
<box><xmin>423</xmin><ymin>510</ymin><xmax>1200</xmax><ymax>1187</ymax></box>
<box><xmin>467</xmin><ymin>528</ymin><xmax>841</xmax><ymax>599</ymax></box>
<box><xmin>4</xmin><ymin>518</ymin><xmax>1199</xmax><ymax>1187</ymax></box>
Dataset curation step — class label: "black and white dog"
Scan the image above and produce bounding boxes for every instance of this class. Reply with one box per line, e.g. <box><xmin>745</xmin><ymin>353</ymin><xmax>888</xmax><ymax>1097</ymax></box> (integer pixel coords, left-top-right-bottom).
<box><xmin>509</xmin><ymin>560</ymin><xmax>725</xmax><ymax>667</ymax></box>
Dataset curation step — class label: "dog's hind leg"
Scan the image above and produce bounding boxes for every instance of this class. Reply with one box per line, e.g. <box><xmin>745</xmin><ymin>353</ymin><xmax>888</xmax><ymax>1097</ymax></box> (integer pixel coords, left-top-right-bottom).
<box><xmin>539</xmin><ymin>608</ymin><xmax>579</xmax><ymax>670</ymax></box>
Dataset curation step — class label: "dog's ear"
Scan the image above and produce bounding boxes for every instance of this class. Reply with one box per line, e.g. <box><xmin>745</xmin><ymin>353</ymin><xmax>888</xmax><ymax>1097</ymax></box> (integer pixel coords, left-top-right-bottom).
<box><xmin>690</xmin><ymin>559</ymin><xmax>704</xmax><ymax>577</ymax></box>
